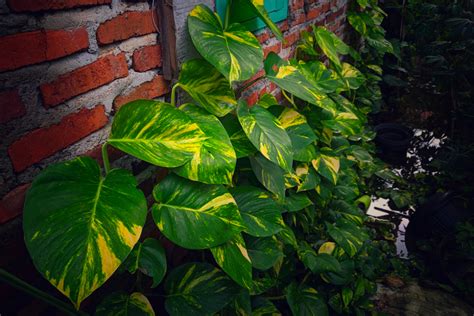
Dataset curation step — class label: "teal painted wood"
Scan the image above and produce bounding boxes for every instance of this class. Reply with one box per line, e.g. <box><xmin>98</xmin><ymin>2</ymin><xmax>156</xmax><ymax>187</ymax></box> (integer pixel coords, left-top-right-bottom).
<box><xmin>216</xmin><ymin>0</ymin><xmax>288</xmax><ymax>32</ymax></box>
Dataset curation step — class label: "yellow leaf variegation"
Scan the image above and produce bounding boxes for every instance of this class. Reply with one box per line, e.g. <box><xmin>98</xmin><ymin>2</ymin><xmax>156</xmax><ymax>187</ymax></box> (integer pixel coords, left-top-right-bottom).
<box><xmin>23</xmin><ymin>157</ymin><xmax>147</xmax><ymax>308</ymax></box>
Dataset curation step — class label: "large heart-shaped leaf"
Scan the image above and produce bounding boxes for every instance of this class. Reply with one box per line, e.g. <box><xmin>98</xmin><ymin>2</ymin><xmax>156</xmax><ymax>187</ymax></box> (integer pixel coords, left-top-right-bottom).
<box><xmin>295</xmin><ymin>163</ymin><xmax>321</xmax><ymax>192</ymax></box>
<box><xmin>126</xmin><ymin>238</ymin><xmax>166</xmax><ymax>288</ymax></box>
<box><xmin>230</xmin><ymin>186</ymin><xmax>284</xmax><ymax>237</ymax></box>
<box><xmin>237</xmin><ymin>101</ymin><xmax>293</xmax><ymax>171</ymax></box>
<box><xmin>249</xmin><ymin>153</ymin><xmax>286</xmax><ymax>200</ymax></box>
<box><xmin>286</xmin><ymin>283</ymin><xmax>329</xmax><ymax>316</ymax></box>
<box><xmin>264</xmin><ymin>53</ymin><xmax>338</xmax><ymax>111</ymax></box>
<box><xmin>152</xmin><ymin>174</ymin><xmax>244</xmax><ymax>249</ymax></box>
<box><xmin>165</xmin><ymin>263</ymin><xmax>240</xmax><ymax>316</ymax></box>
<box><xmin>173</xmin><ymin>104</ymin><xmax>236</xmax><ymax>184</ymax></box>
<box><xmin>299</xmin><ymin>243</ymin><xmax>341</xmax><ymax>274</ymax></box>
<box><xmin>109</xmin><ymin>100</ymin><xmax>206</xmax><ymax>168</ymax></box>
<box><xmin>245</xmin><ymin>236</ymin><xmax>283</xmax><ymax>271</ymax></box>
<box><xmin>188</xmin><ymin>4</ymin><xmax>263</xmax><ymax>83</ymax></box>
<box><xmin>23</xmin><ymin>157</ymin><xmax>147</xmax><ymax>308</ymax></box>
<box><xmin>211</xmin><ymin>233</ymin><xmax>253</xmax><ymax>289</ymax></box>
<box><xmin>96</xmin><ymin>292</ymin><xmax>155</xmax><ymax>316</ymax></box>
<box><xmin>177</xmin><ymin>59</ymin><xmax>237</xmax><ymax>117</ymax></box>
<box><xmin>339</xmin><ymin>63</ymin><xmax>365</xmax><ymax>90</ymax></box>
<box><xmin>241</xmin><ymin>0</ymin><xmax>283</xmax><ymax>41</ymax></box>
<box><xmin>278</xmin><ymin>108</ymin><xmax>317</xmax><ymax>151</ymax></box>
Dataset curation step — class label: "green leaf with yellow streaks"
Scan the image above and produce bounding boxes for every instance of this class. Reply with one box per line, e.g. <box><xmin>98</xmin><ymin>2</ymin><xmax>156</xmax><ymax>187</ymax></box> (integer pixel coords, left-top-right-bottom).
<box><xmin>230</xmin><ymin>186</ymin><xmax>284</xmax><ymax>237</ymax></box>
<box><xmin>327</xmin><ymin>218</ymin><xmax>368</xmax><ymax>257</ymax></box>
<box><xmin>24</xmin><ymin>157</ymin><xmax>147</xmax><ymax>308</ymax></box>
<box><xmin>152</xmin><ymin>174</ymin><xmax>244</xmax><ymax>249</ymax></box>
<box><xmin>249</xmin><ymin>153</ymin><xmax>286</xmax><ymax>200</ymax></box>
<box><xmin>211</xmin><ymin>233</ymin><xmax>253</xmax><ymax>289</ymax></box>
<box><xmin>165</xmin><ymin>263</ymin><xmax>240</xmax><ymax>316</ymax></box>
<box><xmin>178</xmin><ymin>59</ymin><xmax>237</xmax><ymax>117</ymax></box>
<box><xmin>174</xmin><ymin>104</ymin><xmax>236</xmax><ymax>184</ymax></box>
<box><xmin>312</xmin><ymin>150</ymin><xmax>340</xmax><ymax>185</ymax></box>
<box><xmin>295</xmin><ymin>163</ymin><xmax>321</xmax><ymax>192</ymax></box>
<box><xmin>278</xmin><ymin>108</ymin><xmax>317</xmax><ymax>151</ymax></box>
<box><xmin>313</xmin><ymin>26</ymin><xmax>351</xmax><ymax>68</ymax></box>
<box><xmin>109</xmin><ymin>100</ymin><xmax>206</xmax><ymax>168</ymax></box>
<box><xmin>188</xmin><ymin>4</ymin><xmax>263</xmax><ymax>83</ymax></box>
<box><xmin>126</xmin><ymin>238</ymin><xmax>166</xmax><ymax>288</ymax></box>
<box><xmin>237</xmin><ymin>101</ymin><xmax>293</xmax><ymax>171</ymax></box>
<box><xmin>96</xmin><ymin>292</ymin><xmax>155</xmax><ymax>316</ymax></box>
<box><xmin>246</xmin><ymin>236</ymin><xmax>283</xmax><ymax>271</ymax></box>
<box><xmin>286</xmin><ymin>283</ymin><xmax>329</xmax><ymax>316</ymax></box>
<box><xmin>220</xmin><ymin>114</ymin><xmax>257</xmax><ymax>158</ymax></box>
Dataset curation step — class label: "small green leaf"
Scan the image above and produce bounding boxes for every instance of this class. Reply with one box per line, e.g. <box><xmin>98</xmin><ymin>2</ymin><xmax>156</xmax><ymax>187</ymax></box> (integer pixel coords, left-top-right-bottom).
<box><xmin>327</xmin><ymin>218</ymin><xmax>368</xmax><ymax>257</ymax></box>
<box><xmin>109</xmin><ymin>100</ymin><xmax>206</xmax><ymax>168</ymax></box>
<box><xmin>278</xmin><ymin>108</ymin><xmax>317</xmax><ymax>151</ymax></box>
<box><xmin>294</xmin><ymin>144</ymin><xmax>317</xmax><ymax>162</ymax></box>
<box><xmin>295</xmin><ymin>163</ymin><xmax>320</xmax><ymax>192</ymax></box>
<box><xmin>342</xmin><ymin>287</ymin><xmax>353</xmax><ymax>307</ymax></box>
<box><xmin>126</xmin><ymin>238</ymin><xmax>167</xmax><ymax>288</ymax></box>
<box><xmin>23</xmin><ymin>157</ymin><xmax>147</xmax><ymax>308</ymax></box>
<box><xmin>152</xmin><ymin>174</ymin><xmax>244</xmax><ymax>249</ymax></box>
<box><xmin>312</xmin><ymin>150</ymin><xmax>340</xmax><ymax>185</ymax></box>
<box><xmin>237</xmin><ymin>101</ymin><xmax>293</xmax><ymax>171</ymax></box>
<box><xmin>173</xmin><ymin>104</ymin><xmax>236</xmax><ymax>185</ymax></box>
<box><xmin>313</xmin><ymin>26</ymin><xmax>350</xmax><ymax>67</ymax></box>
<box><xmin>230</xmin><ymin>186</ymin><xmax>284</xmax><ymax>237</ymax></box>
<box><xmin>220</xmin><ymin>114</ymin><xmax>257</xmax><ymax>158</ymax></box>
<box><xmin>286</xmin><ymin>282</ymin><xmax>329</xmax><ymax>316</ymax></box>
<box><xmin>96</xmin><ymin>292</ymin><xmax>155</xmax><ymax>316</ymax></box>
<box><xmin>246</xmin><ymin>236</ymin><xmax>283</xmax><ymax>271</ymax></box>
<box><xmin>257</xmin><ymin>93</ymin><xmax>279</xmax><ymax>108</ymax></box>
<box><xmin>340</xmin><ymin>63</ymin><xmax>365</xmax><ymax>90</ymax></box>
<box><xmin>249</xmin><ymin>154</ymin><xmax>286</xmax><ymax>200</ymax></box>
<box><xmin>284</xmin><ymin>192</ymin><xmax>313</xmax><ymax>212</ymax></box>
<box><xmin>211</xmin><ymin>234</ymin><xmax>253</xmax><ymax>289</ymax></box>
<box><xmin>165</xmin><ymin>263</ymin><xmax>240</xmax><ymax>316</ymax></box>
<box><xmin>188</xmin><ymin>4</ymin><xmax>263</xmax><ymax>82</ymax></box>
<box><xmin>252</xmin><ymin>297</ymin><xmax>281</xmax><ymax>316</ymax></box>
<box><xmin>299</xmin><ymin>243</ymin><xmax>341</xmax><ymax>274</ymax></box>
<box><xmin>178</xmin><ymin>59</ymin><xmax>237</xmax><ymax>116</ymax></box>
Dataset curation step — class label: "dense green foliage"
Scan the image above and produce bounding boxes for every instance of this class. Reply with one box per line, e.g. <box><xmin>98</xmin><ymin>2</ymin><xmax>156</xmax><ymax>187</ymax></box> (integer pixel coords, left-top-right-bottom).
<box><xmin>17</xmin><ymin>0</ymin><xmax>402</xmax><ymax>314</ymax></box>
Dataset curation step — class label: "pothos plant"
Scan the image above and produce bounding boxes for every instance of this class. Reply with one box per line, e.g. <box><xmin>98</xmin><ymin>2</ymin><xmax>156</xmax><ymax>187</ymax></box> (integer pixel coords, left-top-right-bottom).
<box><xmin>9</xmin><ymin>1</ymin><xmax>396</xmax><ymax>315</ymax></box>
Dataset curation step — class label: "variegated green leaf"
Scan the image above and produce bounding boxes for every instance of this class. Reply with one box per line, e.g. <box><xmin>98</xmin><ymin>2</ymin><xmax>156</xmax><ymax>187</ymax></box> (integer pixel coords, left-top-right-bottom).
<box><xmin>286</xmin><ymin>283</ymin><xmax>329</xmax><ymax>316</ymax></box>
<box><xmin>284</xmin><ymin>192</ymin><xmax>313</xmax><ymax>212</ymax></box>
<box><xmin>294</xmin><ymin>143</ymin><xmax>317</xmax><ymax>162</ymax></box>
<box><xmin>327</xmin><ymin>218</ymin><xmax>368</xmax><ymax>257</ymax></box>
<box><xmin>242</xmin><ymin>0</ymin><xmax>284</xmax><ymax>41</ymax></box>
<box><xmin>311</xmin><ymin>151</ymin><xmax>340</xmax><ymax>185</ymax></box>
<box><xmin>278</xmin><ymin>108</ymin><xmax>317</xmax><ymax>151</ymax></box>
<box><xmin>177</xmin><ymin>59</ymin><xmax>237</xmax><ymax>117</ymax></box>
<box><xmin>109</xmin><ymin>100</ymin><xmax>206</xmax><ymax>168</ymax></box>
<box><xmin>237</xmin><ymin>101</ymin><xmax>293</xmax><ymax>171</ymax></box>
<box><xmin>299</xmin><ymin>243</ymin><xmax>341</xmax><ymax>274</ymax></box>
<box><xmin>277</xmin><ymin>225</ymin><xmax>298</xmax><ymax>249</ymax></box>
<box><xmin>249</xmin><ymin>153</ymin><xmax>286</xmax><ymax>200</ymax></box>
<box><xmin>220</xmin><ymin>114</ymin><xmax>257</xmax><ymax>158</ymax></box>
<box><xmin>96</xmin><ymin>292</ymin><xmax>155</xmax><ymax>316</ymax></box>
<box><xmin>188</xmin><ymin>4</ymin><xmax>263</xmax><ymax>83</ymax></box>
<box><xmin>339</xmin><ymin>63</ymin><xmax>365</xmax><ymax>90</ymax></box>
<box><xmin>152</xmin><ymin>174</ymin><xmax>244</xmax><ymax>249</ymax></box>
<box><xmin>211</xmin><ymin>233</ymin><xmax>253</xmax><ymax>289</ymax></box>
<box><xmin>295</xmin><ymin>163</ymin><xmax>321</xmax><ymax>192</ymax></box>
<box><xmin>245</xmin><ymin>236</ymin><xmax>283</xmax><ymax>271</ymax></box>
<box><xmin>252</xmin><ymin>297</ymin><xmax>281</xmax><ymax>316</ymax></box>
<box><xmin>230</xmin><ymin>186</ymin><xmax>284</xmax><ymax>237</ymax></box>
<box><xmin>165</xmin><ymin>263</ymin><xmax>240</xmax><ymax>316</ymax></box>
<box><xmin>24</xmin><ymin>157</ymin><xmax>147</xmax><ymax>308</ymax></box>
<box><xmin>126</xmin><ymin>238</ymin><xmax>166</xmax><ymax>288</ymax></box>
<box><xmin>264</xmin><ymin>53</ymin><xmax>338</xmax><ymax>111</ymax></box>
<box><xmin>257</xmin><ymin>93</ymin><xmax>279</xmax><ymax>108</ymax></box>
<box><xmin>297</xmin><ymin>60</ymin><xmax>345</xmax><ymax>93</ymax></box>
<box><xmin>322</xmin><ymin>111</ymin><xmax>362</xmax><ymax>137</ymax></box>
<box><xmin>313</xmin><ymin>26</ymin><xmax>350</xmax><ymax>67</ymax></box>
<box><xmin>174</xmin><ymin>104</ymin><xmax>236</xmax><ymax>184</ymax></box>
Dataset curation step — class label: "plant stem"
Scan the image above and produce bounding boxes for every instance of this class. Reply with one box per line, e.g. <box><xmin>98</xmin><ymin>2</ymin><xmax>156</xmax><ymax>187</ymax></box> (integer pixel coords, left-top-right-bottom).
<box><xmin>224</xmin><ymin>0</ymin><xmax>232</xmax><ymax>30</ymax></box>
<box><xmin>0</xmin><ymin>269</ymin><xmax>86</xmax><ymax>316</ymax></box>
<box><xmin>101</xmin><ymin>143</ymin><xmax>111</xmax><ymax>174</ymax></box>
<box><xmin>171</xmin><ymin>83</ymin><xmax>181</xmax><ymax>107</ymax></box>
<box><xmin>282</xmin><ymin>90</ymin><xmax>297</xmax><ymax>108</ymax></box>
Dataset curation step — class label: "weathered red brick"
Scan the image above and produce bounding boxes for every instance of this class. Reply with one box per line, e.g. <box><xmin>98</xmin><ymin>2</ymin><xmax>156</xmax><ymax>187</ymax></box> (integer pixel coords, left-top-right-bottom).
<box><xmin>40</xmin><ymin>53</ymin><xmax>128</xmax><ymax>107</ymax></box>
<box><xmin>283</xmin><ymin>30</ymin><xmax>301</xmax><ymax>48</ymax></box>
<box><xmin>291</xmin><ymin>11</ymin><xmax>306</xmax><ymax>27</ymax></box>
<box><xmin>0</xmin><ymin>184</ymin><xmax>30</xmax><ymax>224</ymax></box>
<box><xmin>97</xmin><ymin>11</ymin><xmax>158</xmax><ymax>45</ymax></box>
<box><xmin>264</xmin><ymin>42</ymin><xmax>281</xmax><ymax>58</ymax></box>
<box><xmin>0</xmin><ymin>28</ymin><xmax>89</xmax><ymax>72</ymax></box>
<box><xmin>307</xmin><ymin>6</ymin><xmax>323</xmax><ymax>20</ymax></box>
<box><xmin>132</xmin><ymin>45</ymin><xmax>162</xmax><ymax>72</ymax></box>
<box><xmin>291</xmin><ymin>0</ymin><xmax>304</xmax><ymax>11</ymax></box>
<box><xmin>8</xmin><ymin>105</ymin><xmax>108</xmax><ymax>172</ymax></box>
<box><xmin>113</xmin><ymin>75</ymin><xmax>169</xmax><ymax>110</ymax></box>
<box><xmin>7</xmin><ymin>0</ymin><xmax>111</xmax><ymax>12</ymax></box>
<box><xmin>256</xmin><ymin>30</ymin><xmax>270</xmax><ymax>43</ymax></box>
<box><xmin>0</xmin><ymin>90</ymin><xmax>26</xmax><ymax>124</ymax></box>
